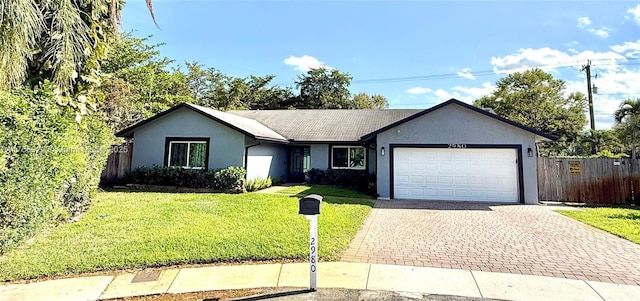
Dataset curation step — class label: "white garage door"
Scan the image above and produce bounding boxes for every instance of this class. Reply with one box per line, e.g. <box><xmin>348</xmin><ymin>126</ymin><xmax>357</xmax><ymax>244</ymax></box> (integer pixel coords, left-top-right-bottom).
<box><xmin>393</xmin><ymin>148</ymin><xmax>518</xmax><ymax>203</ymax></box>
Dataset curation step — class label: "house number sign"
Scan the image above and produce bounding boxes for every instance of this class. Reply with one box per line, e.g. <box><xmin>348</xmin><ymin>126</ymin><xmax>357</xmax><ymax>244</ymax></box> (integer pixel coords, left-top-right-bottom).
<box><xmin>448</xmin><ymin>144</ymin><xmax>467</xmax><ymax>149</ymax></box>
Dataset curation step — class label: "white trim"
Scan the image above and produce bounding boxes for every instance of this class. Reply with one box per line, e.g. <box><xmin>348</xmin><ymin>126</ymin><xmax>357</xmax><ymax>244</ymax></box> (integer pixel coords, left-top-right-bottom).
<box><xmin>331</xmin><ymin>146</ymin><xmax>366</xmax><ymax>170</ymax></box>
<box><xmin>167</xmin><ymin>141</ymin><xmax>207</xmax><ymax>169</ymax></box>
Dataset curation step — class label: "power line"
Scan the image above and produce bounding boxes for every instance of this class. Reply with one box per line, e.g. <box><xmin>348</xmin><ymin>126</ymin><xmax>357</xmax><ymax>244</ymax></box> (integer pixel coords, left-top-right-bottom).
<box><xmin>274</xmin><ymin>58</ymin><xmax>640</xmax><ymax>86</ymax></box>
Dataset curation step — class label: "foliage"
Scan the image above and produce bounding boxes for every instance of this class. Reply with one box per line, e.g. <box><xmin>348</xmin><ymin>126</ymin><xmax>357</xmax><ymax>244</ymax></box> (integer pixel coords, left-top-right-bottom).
<box><xmin>614</xmin><ymin>98</ymin><xmax>640</xmax><ymax>159</ymax></box>
<box><xmin>246</xmin><ymin>177</ymin><xmax>273</xmax><ymax>192</ymax></box>
<box><xmin>0</xmin><ymin>191</ymin><xmax>372</xmax><ymax>280</ymax></box>
<box><xmin>573</xmin><ymin>130</ymin><xmax>626</xmax><ymax>158</ymax></box>
<box><xmin>593</xmin><ymin>150</ymin><xmax>628</xmax><ymax>159</ymax></box>
<box><xmin>278</xmin><ymin>185</ymin><xmax>372</xmax><ymax>199</ymax></box>
<box><xmin>183</xmin><ymin>62</ymin><xmax>295</xmax><ymax>111</ymax></box>
<box><xmin>474</xmin><ymin>68</ymin><xmax>587</xmax><ymax>156</ymax></box>
<box><xmin>558</xmin><ymin>207</ymin><xmax>640</xmax><ymax>244</ymax></box>
<box><xmin>306</xmin><ymin>169</ymin><xmax>376</xmax><ymax>195</ymax></box>
<box><xmin>97</xmin><ymin>34</ymin><xmax>192</xmax><ymax>132</ymax></box>
<box><xmin>295</xmin><ymin>68</ymin><xmax>354</xmax><ymax>109</ymax></box>
<box><xmin>126</xmin><ymin>165</ymin><xmax>246</xmax><ymax>192</ymax></box>
<box><xmin>0</xmin><ymin>0</ymin><xmax>118</xmax><ymax>104</ymax></box>
<box><xmin>0</xmin><ymin>83</ymin><xmax>112</xmax><ymax>255</ymax></box>
<box><xmin>352</xmin><ymin>92</ymin><xmax>389</xmax><ymax>109</ymax></box>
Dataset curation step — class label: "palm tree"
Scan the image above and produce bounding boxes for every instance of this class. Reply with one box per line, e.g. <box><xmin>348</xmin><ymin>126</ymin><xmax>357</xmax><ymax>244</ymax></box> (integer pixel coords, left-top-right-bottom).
<box><xmin>0</xmin><ymin>0</ymin><xmax>157</xmax><ymax>92</ymax></box>
<box><xmin>614</xmin><ymin>98</ymin><xmax>640</xmax><ymax>159</ymax></box>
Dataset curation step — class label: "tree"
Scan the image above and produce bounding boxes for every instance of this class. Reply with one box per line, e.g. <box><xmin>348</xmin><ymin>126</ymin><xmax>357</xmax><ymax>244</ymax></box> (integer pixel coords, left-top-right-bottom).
<box><xmin>97</xmin><ymin>34</ymin><xmax>192</xmax><ymax>132</ymax></box>
<box><xmin>0</xmin><ymin>0</ymin><xmax>157</xmax><ymax>92</ymax></box>
<box><xmin>184</xmin><ymin>62</ymin><xmax>295</xmax><ymax>110</ymax></box>
<box><xmin>575</xmin><ymin>129</ymin><xmax>626</xmax><ymax>158</ymax></box>
<box><xmin>614</xmin><ymin>98</ymin><xmax>640</xmax><ymax>159</ymax></box>
<box><xmin>352</xmin><ymin>93</ymin><xmax>389</xmax><ymax>109</ymax></box>
<box><xmin>474</xmin><ymin>68</ymin><xmax>587</xmax><ymax>156</ymax></box>
<box><xmin>1</xmin><ymin>0</ymin><xmax>114</xmax><ymax>91</ymax></box>
<box><xmin>296</xmin><ymin>68</ymin><xmax>353</xmax><ymax>109</ymax></box>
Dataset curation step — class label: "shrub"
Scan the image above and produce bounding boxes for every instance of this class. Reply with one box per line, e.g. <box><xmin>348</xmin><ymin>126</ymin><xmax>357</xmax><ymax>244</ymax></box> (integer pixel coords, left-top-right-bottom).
<box><xmin>0</xmin><ymin>84</ymin><xmax>111</xmax><ymax>254</ymax></box>
<box><xmin>125</xmin><ymin>165</ymin><xmax>246</xmax><ymax>192</ymax></box>
<box><xmin>246</xmin><ymin>177</ymin><xmax>273</xmax><ymax>192</ymax></box>
<box><xmin>306</xmin><ymin>169</ymin><xmax>376</xmax><ymax>195</ymax></box>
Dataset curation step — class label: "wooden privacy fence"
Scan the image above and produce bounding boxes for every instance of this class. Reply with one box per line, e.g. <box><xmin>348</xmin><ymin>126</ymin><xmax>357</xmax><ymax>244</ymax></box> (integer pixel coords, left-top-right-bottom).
<box><xmin>100</xmin><ymin>143</ymin><xmax>132</xmax><ymax>185</ymax></box>
<box><xmin>537</xmin><ymin>157</ymin><xmax>640</xmax><ymax>205</ymax></box>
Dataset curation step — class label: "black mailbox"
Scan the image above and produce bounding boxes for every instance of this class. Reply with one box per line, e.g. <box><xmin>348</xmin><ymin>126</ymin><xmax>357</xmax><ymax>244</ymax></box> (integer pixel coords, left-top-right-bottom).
<box><xmin>299</xmin><ymin>194</ymin><xmax>322</xmax><ymax>215</ymax></box>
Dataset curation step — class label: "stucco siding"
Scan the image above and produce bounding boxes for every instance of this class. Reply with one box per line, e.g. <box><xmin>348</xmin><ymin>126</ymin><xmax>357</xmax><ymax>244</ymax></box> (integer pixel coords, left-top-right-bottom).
<box><xmin>246</xmin><ymin>143</ymin><xmax>288</xmax><ymax>180</ymax></box>
<box><xmin>310</xmin><ymin>144</ymin><xmax>329</xmax><ymax>170</ymax></box>
<box><xmin>375</xmin><ymin>104</ymin><xmax>540</xmax><ymax>204</ymax></box>
<box><xmin>131</xmin><ymin>107</ymin><xmax>245</xmax><ymax>170</ymax></box>
<box><xmin>368</xmin><ymin>147</ymin><xmax>377</xmax><ymax>173</ymax></box>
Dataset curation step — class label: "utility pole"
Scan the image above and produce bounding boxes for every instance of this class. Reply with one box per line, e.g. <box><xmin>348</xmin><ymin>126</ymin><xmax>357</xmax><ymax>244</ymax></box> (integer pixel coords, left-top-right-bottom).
<box><xmin>582</xmin><ymin>60</ymin><xmax>596</xmax><ymax>131</ymax></box>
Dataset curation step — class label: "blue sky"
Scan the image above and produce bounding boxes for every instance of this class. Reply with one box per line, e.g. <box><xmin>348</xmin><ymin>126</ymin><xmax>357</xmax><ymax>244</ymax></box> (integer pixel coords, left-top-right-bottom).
<box><xmin>121</xmin><ymin>1</ymin><xmax>640</xmax><ymax>129</ymax></box>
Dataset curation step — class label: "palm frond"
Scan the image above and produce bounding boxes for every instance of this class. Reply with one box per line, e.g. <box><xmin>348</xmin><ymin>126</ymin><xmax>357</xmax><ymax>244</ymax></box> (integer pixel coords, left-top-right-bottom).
<box><xmin>0</xmin><ymin>0</ymin><xmax>43</xmax><ymax>89</ymax></box>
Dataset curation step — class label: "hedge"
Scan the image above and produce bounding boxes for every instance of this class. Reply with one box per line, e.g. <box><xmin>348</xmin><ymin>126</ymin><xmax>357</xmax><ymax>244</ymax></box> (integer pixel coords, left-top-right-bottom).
<box><xmin>0</xmin><ymin>84</ymin><xmax>111</xmax><ymax>254</ymax></box>
<box><xmin>306</xmin><ymin>169</ymin><xmax>376</xmax><ymax>195</ymax></box>
<box><xmin>126</xmin><ymin>165</ymin><xmax>246</xmax><ymax>193</ymax></box>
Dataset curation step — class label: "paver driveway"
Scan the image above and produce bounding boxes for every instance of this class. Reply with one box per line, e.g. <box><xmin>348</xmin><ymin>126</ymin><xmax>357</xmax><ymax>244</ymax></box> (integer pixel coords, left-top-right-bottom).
<box><xmin>341</xmin><ymin>201</ymin><xmax>640</xmax><ymax>286</ymax></box>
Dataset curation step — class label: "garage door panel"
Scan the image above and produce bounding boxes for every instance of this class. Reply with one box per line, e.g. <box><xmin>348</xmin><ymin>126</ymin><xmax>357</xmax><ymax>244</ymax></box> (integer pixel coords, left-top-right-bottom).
<box><xmin>393</xmin><ymin>148</ymin><xmax>518</xmax><ymax>203</ymax></box>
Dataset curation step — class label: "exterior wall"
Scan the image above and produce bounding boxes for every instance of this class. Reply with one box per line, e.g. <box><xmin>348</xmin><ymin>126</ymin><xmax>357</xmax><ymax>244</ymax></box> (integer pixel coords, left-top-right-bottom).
<box><xmin>375</xmin><ymin>104</ymin><xmax>540</xmax><ymax>204</ymax></box>
<box><xmin>368</xmin><ymin>147</ymin><xmax>377</xmax><ymax>173</ymax></box>
<box><xmin>310</xmin><ymin>144</ymin><xmax>329</xmax><ymax>170</ymax></box>
<box><xmin>131</xmin><ymin>107</ymin><xmax>245</xmax><ymax>170</ymax></box>
<box><xmin>246</xmin><ymin>142</ymin><xmax>288</xmax><ymax>181</ymax></box>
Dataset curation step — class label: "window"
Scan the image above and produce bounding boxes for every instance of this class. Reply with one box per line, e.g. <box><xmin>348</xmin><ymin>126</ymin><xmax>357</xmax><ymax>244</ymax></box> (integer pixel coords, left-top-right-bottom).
<box><xmin>165</xmin><ymin>138</ymin><xmax>209</xmax><ymax>169</ymax></box>
<box><xmin>331</xmin><ymin>146</ymin><xmax>366</xmax><ymax>170</ymax></box>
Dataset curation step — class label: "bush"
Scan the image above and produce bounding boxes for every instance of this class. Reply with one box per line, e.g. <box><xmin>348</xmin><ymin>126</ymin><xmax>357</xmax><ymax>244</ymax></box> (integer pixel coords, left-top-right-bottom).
<box><xmin>126</xmin><ymin>165</ymin><xmax>246</xmax><ymax>192</ymax></box>
<box><xmin>246</xmin><ymin>177</ymin><xmax>273</xmax><ymax>192</ymax></box>
<box><xmin>306</xmin><ymin>169</ymin><xmax>376</xmax><ymax>195</ymax></box>
<box><xmin>0</xmin><ymin>84</ymin><xmax>112</xmax><ymax>254</ymax></box>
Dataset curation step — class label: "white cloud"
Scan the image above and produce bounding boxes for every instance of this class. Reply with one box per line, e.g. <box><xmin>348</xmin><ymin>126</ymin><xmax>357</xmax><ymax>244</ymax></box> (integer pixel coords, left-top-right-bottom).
<box><xmin>611</xmin><ymin>39</ymin><xmax>640</xmax><ymax>58</ymax></box>
<box><xmin>434</xmin><ymin>89</ymin><xmax>454</xmax><ymax>102</ymax></box>
<box><xmin>404</xmin><ymin>82</ymin><xmax>495</xmax><ymax>105</ymax></box>
<box><xmin>284</xmin><ymin>55</ymin><xmax>331</xmax><ymax>72</ymax></box>
<box><xmin>577</xmin><ymin>17</ymin><xmax>611</xmax><ymax>38</ymax></box>
<box><xmin>407</xmin><ymin>87</ymin><xmax>432</xmax><ymax>94</ymax></box>
<box><xmin>577</xmin><ymin>16</ymin><xmax>591</xmax><ymax>28</ymax></box>
<box><xmin>452</xmin><ymin>82</ymin><xmax>495</xmax><ymax>100</ymax></box>
<box><xmin>457</xmin><ymin>68</ymin><xmax>475</xmax><ymax>79</ymax></box>
<box><xmin>628</xmin><ymin>4</ymin><xmax>640</xmax><ymax>25</ymax></box>
<box><xmin>490</xmin><ymin>47</ymin><xmax>571</xmax><ymax>73</ymax></box>
<box><xmin>490</xmin><ymin>45</ymin><xmax>640</xmax><ymax>129</ymax></box>
<box><xmin>490</xmin><ymin>47</ymin><xmax>625</xmax><ymax>74</ymax></box>
<box><xmin>591</xmin><ymin>28</ymin><xmax>609</xmax><ymax>38</ymax></box>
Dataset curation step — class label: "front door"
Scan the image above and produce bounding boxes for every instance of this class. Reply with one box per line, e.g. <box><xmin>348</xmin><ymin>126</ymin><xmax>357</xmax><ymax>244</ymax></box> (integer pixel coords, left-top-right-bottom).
<box><xmin>289</xmin><ymin>147</ymin><xmax>310</xmax><ymax>182</ymax></box>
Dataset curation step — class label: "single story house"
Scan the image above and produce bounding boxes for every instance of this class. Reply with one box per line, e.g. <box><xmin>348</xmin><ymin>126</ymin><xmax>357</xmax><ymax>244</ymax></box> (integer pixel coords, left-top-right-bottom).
<box><xmin>116</xmin><ymin>98</ymin><xmax>555</xmax><ymax>204</ymax></box>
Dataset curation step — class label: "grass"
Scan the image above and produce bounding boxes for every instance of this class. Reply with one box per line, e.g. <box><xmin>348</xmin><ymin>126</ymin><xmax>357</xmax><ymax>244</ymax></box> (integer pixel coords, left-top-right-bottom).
<box><xmin>277</xmin><ymin>185</ymin><xmax>372</xmax><ymax>199</ymax></box>
<box><xmin>0</xmin><ymin>191</ymin><xmax>373</xmax><ymax>281</ymax></box>
<box><xmin>558</xmin><ymin>207</ymin><xmax>640</xmax><ymax>244</ymax></box>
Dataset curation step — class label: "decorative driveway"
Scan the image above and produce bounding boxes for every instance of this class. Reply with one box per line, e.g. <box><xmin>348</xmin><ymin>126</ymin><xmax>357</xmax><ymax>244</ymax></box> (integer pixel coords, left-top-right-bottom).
<box><xmin>341</xmin><ymin>201</ymin><xmax>640</xmax><ymax>286</ymax></box>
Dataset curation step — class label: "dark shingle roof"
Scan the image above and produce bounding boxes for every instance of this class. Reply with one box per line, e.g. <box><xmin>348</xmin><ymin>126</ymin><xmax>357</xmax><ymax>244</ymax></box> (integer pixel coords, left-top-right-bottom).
<box><xmin>229</xmin><ymin>109</ymin><xmax>422</xmax><ymax>142</ymax></box>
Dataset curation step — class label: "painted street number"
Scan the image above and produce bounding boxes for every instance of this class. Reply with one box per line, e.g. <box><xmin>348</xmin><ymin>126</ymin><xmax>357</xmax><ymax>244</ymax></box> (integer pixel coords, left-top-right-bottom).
<box><xmin>448</xmin><ymin>144</ymin><xmax>467</xmax><ymax>149</ymax></box>
<box><xmin>568</xmin><ymin>161</ymin><xmax>581</xmax><ymax>174</ymax></box>
<box><xmin>310</xmin><ymin>236</ymin><xmax>317</xmax><ymax>272</ymax></box>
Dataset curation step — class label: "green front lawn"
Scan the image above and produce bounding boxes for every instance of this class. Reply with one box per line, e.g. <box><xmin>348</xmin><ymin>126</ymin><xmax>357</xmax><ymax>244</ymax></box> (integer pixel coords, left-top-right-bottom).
<box><xmin>558</xmin><ymin>207</ymin><xmax>640</xmax><ymax>244</ymax></box>
<box><xmin>0</xmin><ymin>191</ymin><xmax>372</xmax><ymax>281</ymax></box>
<box><xmin>278</xmin><ymin>185</ymin><xmax>372</xmax><ymax>199</ymax></box>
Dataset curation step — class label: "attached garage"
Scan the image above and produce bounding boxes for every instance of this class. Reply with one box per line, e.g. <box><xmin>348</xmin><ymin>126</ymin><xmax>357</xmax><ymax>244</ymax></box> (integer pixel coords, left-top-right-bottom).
<box><xmin>392</xmin><ymin>146</ymin><xmax>521</xmax><ymax>203</ymax></box>
<box><xmin>363</xmin><ymin>99</ymin><xmax>556</xmax><ymax>205</ymax></box>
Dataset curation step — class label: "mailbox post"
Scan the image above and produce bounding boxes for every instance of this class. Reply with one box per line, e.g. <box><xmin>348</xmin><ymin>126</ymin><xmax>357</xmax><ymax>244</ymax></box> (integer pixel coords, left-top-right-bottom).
<box><xmin>298</xmin><ymin>194</ymin><xmax>322</xmax><ymax>291</ymax></box>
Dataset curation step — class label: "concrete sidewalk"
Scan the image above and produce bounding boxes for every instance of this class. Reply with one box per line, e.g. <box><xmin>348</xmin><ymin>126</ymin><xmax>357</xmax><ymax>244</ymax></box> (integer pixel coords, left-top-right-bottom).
<box><xmin>1</xmin><ymin>262</ymin><xmax>639</xmax><ymax>301</ymax></box>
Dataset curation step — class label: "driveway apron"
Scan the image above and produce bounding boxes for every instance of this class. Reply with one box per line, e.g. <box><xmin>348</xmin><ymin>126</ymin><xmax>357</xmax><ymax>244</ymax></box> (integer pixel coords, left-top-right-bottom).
<box><xmin>341</xmin><ymin>201</ymin><xmax>640</xmax><ymax>286</ymax></box>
